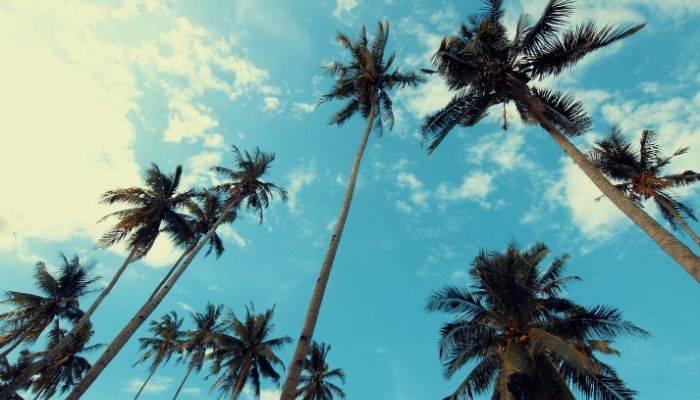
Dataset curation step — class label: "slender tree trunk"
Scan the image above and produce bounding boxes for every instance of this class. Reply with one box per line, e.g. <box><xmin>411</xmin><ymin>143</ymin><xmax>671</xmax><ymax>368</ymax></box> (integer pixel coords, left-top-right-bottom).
<box><xmin>133</xmin><ymin>368</ymin><xmax>157</xmax><ymax>400</ymax></box>
<box><xmin>65</xmin><ymin>200</ymin><xmax>240</xmax><ymax>400</ymax></box>
<box><xmin>146</xmin><ymin>243</ymin><xmax>195</xmax><ymax>303</ymax></box>
<box><xmin>1</xmin><ymin>247</ymin><xmax>140</xmax><ymax>397</ymax></box>
<box><xmin>510</xmin><ymin>85</ymin><xmax>700</xmax><ymax>281</ymax></box>
<box><xmin>280</xmin><ymin>102</ymin><xmax>377</xmax><ymax>400</ymax></box>
<box><xmin>230</xmin><ymin>361</ymin><xmax>250</xmax><ymax>400</ymax></box>
<box><xmin>657</xmin><ymin>197</ymin><xmax>700</xmax><ymax>248</ymax></box>
<box><xmin>171</xmin><ymin>364</ymin><xmax>194</xmax><ymax>400</ymax></box>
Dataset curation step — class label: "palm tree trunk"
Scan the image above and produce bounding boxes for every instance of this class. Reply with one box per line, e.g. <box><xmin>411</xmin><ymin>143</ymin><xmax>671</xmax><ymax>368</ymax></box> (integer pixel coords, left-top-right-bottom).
<box><xmin>172</xmin><ymin>364</ymin><xmax>194</xmax><ymax>400</ymax></box>
<box><xmin>280</xmin><ymin>102</ymin><xmax>377</xmax><ymax>400</ymax></box>
<box><xmin>510</xmin><ymin>84</ymin><xmax>700</xmax><ymax>281</ymax></box>
<box><xmin>1</xmin><ymin>246</ymin><xmax>140</xmax><ymax>397</ymax></box>
<box><xmin>230</xmin><ymin>361</ymin><xmax>250</xmax><ymax>400</ymax></box>
<box><xmin>133</xmin><ymin>367</ymin><xmax>157</xmax><ymax>400</ymax></box>
<box><xmin>65</xmin><ymin>201</ymin><xmax>240</xmax><ymax>400</ymax></box>
<box><xmin>146</xmin><ymin>243</ymin><xmax>196</xmax><ymax>302</ymax></box>
<box><xmin>656</xmin><ymin>197</ymin><xmax>700</xmax><ymax>248</ymax></box>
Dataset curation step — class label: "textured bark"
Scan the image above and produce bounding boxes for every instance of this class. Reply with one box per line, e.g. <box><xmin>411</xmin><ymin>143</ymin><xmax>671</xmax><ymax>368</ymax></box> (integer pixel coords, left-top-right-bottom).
<box><xmin>657</xmin><ymin>197</ymin><xmax>700</xmax><ymax>248</ymax></box>
<box><xmin>511</xmin><ymin>85</ymin><xmax>700</xmax><ymax>281</ymax></box>
<box><xmin>133</xmin><ymin>368</ymin><xmax>156</xmax><ymax>400</ymax></box>
<box><xmin>279</xmin><ymin>103</ymin><xmax>377</xmax><ymax>400</ymax></box>
<box><xmin>65</xmin><ymin>200</ymin><xmax>239</xmax><ymax>400</ymax></box>
<box><xmin>1</xmin><ymin>246</ymin><xmax>140</xmax><ymax>397</ymax></box>
<box><xmin>230</xmin><ymin>359</ymin><xmax>250</xmax><ymax>400</ymax></box>
<box><xmin>171</xmin><ymin>364</ymin><xmax>194</xmax><ymax>400</ymax></box>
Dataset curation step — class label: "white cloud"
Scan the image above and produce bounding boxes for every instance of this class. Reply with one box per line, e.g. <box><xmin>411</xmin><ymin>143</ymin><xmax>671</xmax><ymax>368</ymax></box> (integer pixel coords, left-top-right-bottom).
<box><xmin>164</xmin><ymin>101</ymin><xmax>218</xmax><ymax>143</ymax></box>
<box><xmin>467</xmin><ymin>131</ymin><xmax>530</xmax><ymax>171</ymax></box>
<box><xmin>544</xmin><ymin>158</ymin><xmax>629</xmax><ymax>239</ymax></box>
<box><xmin>292</xmin><ymin>102</ymin><xmax>316</xmax><ymax>119</ymax></box>
<box><xmin>395</xmin><ymin>172</ymin><xmax>428</xmax><ymax>210</ymax></box>
<box><xmin>286</xmin><ymin>164</ymin><xmax>318</xmax><ymax>214</ymax></box>
<box><xmin>398</xmin><ymin>74</ymin><xmax>453</xmax><ymax>119</ymax></box>
<box><xmin>126</xmin><ymin>376</ymin><xmax>173</xmax><ymax>394</ymax></box>
<box><xmin>203</xmin><ymin>133</ymin><xmax>227</xmax><ymax>149</ymax></box>
<box><xmin>437</xmin><ymin>172</ymin><xmax>496</xmax><ymax>208</ymax></box>
<box><xmin>217</xmin><ymin>225</ymin><xmax>247</xmax><ymax>248</ymax></box>
<box><xmin>180</xmin><ymin>151</ymin><xmax>224</xmax><ymax>190</ymax></box>
<box><xmin>263</xmin><ymin>96</ymin><xmax>281</xmax><ymax>112</ymax></box>
<box><xmin>183</xmin><ymin>387</ymin><xmax>202</xmax><ymax>395</ymax></box>
<box><xmin>332</xmin><ymin>0</ymin><xmax>358</xmax><ymax>21</ymax></box>
<box><xmin>177</xmin><ymin>301</ymin><xmax>195</xmax><ymax>313</ymax></box>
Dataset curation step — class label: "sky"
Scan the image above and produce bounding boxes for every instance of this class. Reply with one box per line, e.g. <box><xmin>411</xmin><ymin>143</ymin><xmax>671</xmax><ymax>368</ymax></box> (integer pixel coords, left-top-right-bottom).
<box><xmin>0</xmin><ymin>0</ymin><xmax>699</xmax><ymax>399</ymax></box>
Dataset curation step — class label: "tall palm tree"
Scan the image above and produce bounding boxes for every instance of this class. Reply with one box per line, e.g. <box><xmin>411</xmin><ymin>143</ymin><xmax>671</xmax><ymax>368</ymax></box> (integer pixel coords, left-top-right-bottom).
<box><xmin>28</xmin><ymin>321</ymin><xmax>103</xmax><ymax>400</ymax></box>
<box><xmin>280</xmin><ymin>22</ymin><xmax>423</xmax><ymax>399</ymax></box>
<box><xmin>420</xmin><ymin>0</ymin><xmax>700</xmax><ymax>280</ymax></box>
<box><xmin>67</xmin><ymin>147</ymin><xmax>283</xmax><ymax>399</ymax></box>
<box><xmin>172</xmin><ymin>304</ymin><xmax>227</xmax><ymax>400</ymax></box>
<box><xmin>295</xmin><ymin>342</ymin><xmax>346</xmax><ymax>400</ymax></box>
<box><xmin>210</xmin><ymin>305</ymin><xmax>291</xmax><ymax>400</ymax></box>
<box><xmin>2</xmin><ymin>165</ymin><xmax>194</xmax><ymax>396</ymax></box>
<box><xmin>132</xmin><ymin>312</ymin><xmax>185</xmax><ymax>400</ymax></box>
<box><xmin>589</xmin><ymin>128</ymin><xmax>700</xmax><ymax>247</ymax></box>
<box><xmin>0</xmin><ymin>255</ymin><xmax>99</xmax><ymax>358</ymax></box>
<box><xmin>426</xmin><ymin>242</ymin><xmax>648</xmax><ymax>400</ymax></box>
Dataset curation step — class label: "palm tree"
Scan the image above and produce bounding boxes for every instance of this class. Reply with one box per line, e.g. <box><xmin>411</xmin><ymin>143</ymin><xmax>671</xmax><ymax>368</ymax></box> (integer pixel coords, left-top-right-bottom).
<box><xmin>66</xmin><ymin>147</ymin><xmax>283</xmax><ymax>399</ymax></box>
<box><xmin>28</xmin><ymin>321</ymin><xmax>103</xmax><ymax>400</ymax></box>
<box><xmin>210</xmin><ymin>305</ymin><xmax>291</xmax><ymax>400</ymax></box>
<box><xmin>172</xmin><ymin>304</ymin><xmax>227</xmax><ymax>400</ymax></box>
<box><xmin>132</xmin><ymin>312</ymin><xmax>185</xmax><ymax>400</ymax></box>
<box><xmin>426</xmin><ymin>242</ymin><xmax>648</xmax><ymax>400</ymax></box>
<box><xmin>589</xmin><ymin>128</ymin><xmax>700</xmax><ymax>247</ymax></box>
<box><xmin>280</xmin><ymin>21</ymin><xmax>423</xmax><ymax>399</ymax></box>
<box><xmin>1</xmin><ymin>165</ymin><xmax>195</xmax><ymax>396</ymax></box>
<box><xmin>0</xmin><ymin>255</ymin><xmax>99</xmax><ymax>358</ymax></box>
<box><xmin>420</xmin><ymin>0</ymin><xmax>700</xmax><ymax>280</ymax></box>
<box><xmin>295</xmin><ymin>342</ymin><xmax>346</xmax><ymax>400</ymax></box>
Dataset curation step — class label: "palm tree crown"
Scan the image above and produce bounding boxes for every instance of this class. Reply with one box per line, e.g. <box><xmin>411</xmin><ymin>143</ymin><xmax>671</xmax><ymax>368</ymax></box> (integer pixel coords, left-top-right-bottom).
<box><xmin>98</xmin><ymin>164</ymin><xmax>194</xmax><ymax>259</ymax></box>
<box><xmin>426</xmin><ymin>243</ymin><xmax>648</xmax><ymax>400</ymax></box>
<box><xmin>321</xmin><ymin>21</ymin><xmax>423</xmax><ymax>131</ymax></box>
<box><xmin>0</xmin><ymin>255</ymin><xmax>99</xmax><ymax>356</ymax></box>
<box><xmin>210</xmin><ymin>305</ymin><xmax>292</xmax><ymax>399</ymax></box>
<box><xmin>422</xmin><ymin>0</ymin><xmax>644</xmax><ymax>152</ymax></box>
<box><xmin>135</xmin><ymin>311</ymin><xmax>185</xmax><ymax>372</ymax></box>
<box><xmin>185</xmin><ymin>190</ymin><xmax>238</xmax><ymax>258</ymax></box>
<box><xmin>589</xmin><ymin>129</ymin><xmax>700</xmax><ymax>231</ymax></box>
<box><xmin>296</xmin><ymin>342</ymin><xmax>346</xmax><ymax>400</ymax></box>
<box><xmin>29</xmin><ymin>320</ymin><xmax>103</xmax><ymax>399</ymax></box>
<box><xmin>179</xmin><ymin>303</ymin><xmax>227</xmax><ymax>373</ymax></box>
<box><xmin>211</xmin><ymin>146</ymin><xmax>286</xmax><ymax>223</ymax></box>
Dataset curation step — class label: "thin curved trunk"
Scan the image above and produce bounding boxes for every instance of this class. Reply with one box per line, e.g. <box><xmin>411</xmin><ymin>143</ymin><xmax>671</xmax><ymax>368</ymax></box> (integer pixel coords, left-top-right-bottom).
<box><xmin>280</xmin><ymin>102</ymin><xmax>377</xmax><ymax>400</ymax></box>
<box><xmin>657</xmin><ymin>197</ymin><xmax>700</xmax><ymax>248</ymax></box>
<box><xmin>146</xmin><ymin>243</ymin><xmax>195</xmax><ymax>303</ymax></box>
<box><xmin>133</xmin><ymin>367</ymin><xmax>157</xmax><ymax>400</ymax></box>
<box><xmin>230</xmin><ymin>360</ymin><xmax>250</xmax><ymax>400</ymax></box>
<box><xmin>511</xmin><ymin>85</ymin><xmax>700</xmax><ymax>282</ymax></box>
<box><xmin>65</xmin><ymin>201</ymin><xmax>239</xmax><ymax>400</ymax></box>
<box><xmin>172</xmin><ymin>364</ymin><xmax>194</xmax><ymax>400</ymax></box>
<box><xmin>1</xmin><ymin>246</ymin><xmax>140</xmax><ymax>397</ymax></box>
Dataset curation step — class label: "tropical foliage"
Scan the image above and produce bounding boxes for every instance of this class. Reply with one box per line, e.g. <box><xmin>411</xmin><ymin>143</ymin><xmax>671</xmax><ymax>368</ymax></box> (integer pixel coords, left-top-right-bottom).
<box><xmin>427</xmin><ymin>243</ymin><xmax>648</xmax><ymax>400</ymax></box>
<box><xmin>296</xmin><ymin>342</ymin><xmax>346</xmax><ymax>400</ymax></box>
<box><xmin>589</xmin><ymin>128</ymin><xmax>700</xmax><ymax>246</ymax></box>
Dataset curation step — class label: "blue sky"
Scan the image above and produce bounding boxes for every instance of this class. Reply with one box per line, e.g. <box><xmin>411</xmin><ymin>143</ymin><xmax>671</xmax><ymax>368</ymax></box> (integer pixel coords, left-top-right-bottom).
<box><xmin>1</xmin><ymin>0</ymin><xmax>699</xmax><ymax>399</ymax></box>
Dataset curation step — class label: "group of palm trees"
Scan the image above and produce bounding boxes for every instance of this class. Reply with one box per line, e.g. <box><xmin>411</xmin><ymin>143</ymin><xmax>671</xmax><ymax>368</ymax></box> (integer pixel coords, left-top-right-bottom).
<box><xmin>1</xmin><ymin>0</ymin><xmax>699</xmax><ymax>399</ymax></box>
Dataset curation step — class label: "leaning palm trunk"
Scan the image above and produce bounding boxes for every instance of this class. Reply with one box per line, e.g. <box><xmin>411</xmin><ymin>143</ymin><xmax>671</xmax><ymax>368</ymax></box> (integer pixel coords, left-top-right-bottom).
<box><xmin>1</xmin><ymin>246</ymin><xmax>140</xmax><ymax>396</ymax></box>
<box><xmin>146</xmin><ymin>242</ymin><xmax>196</xmax><ymax>302</ymax></box>
<box><xmin>230</xmin><ymin>361</ymin><xmax>250</xmax><ymax>400</ymax></box>
<box><xmin>511</xmin><ymin>84</ymin><xmax>700</xmax><ymax>281</ymax></box>
<box><xmin>656</xmin><ymin>197</ymin><xmax>700</xmax><ymax>248</ymax></box>
<box><xmin>280</xmin><ymin>103</ymin><xmax>376</xmax><ymax>400</ymax></box>
<box><xmin>133</xmin><ymin>367</ymin><xmax>157</xmax><ymax>400</ymax></box>
<box><xmin>65</xmin><ymin>200</ymin><xmax>240</xmax><ymax>400</ymax></box>
<box><xmin>172</xmin><ymin>364</ymin><xmax>194</xmax><ymax>400</ymax></box>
